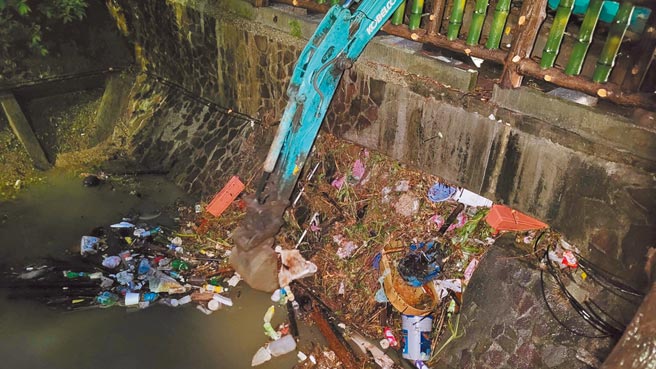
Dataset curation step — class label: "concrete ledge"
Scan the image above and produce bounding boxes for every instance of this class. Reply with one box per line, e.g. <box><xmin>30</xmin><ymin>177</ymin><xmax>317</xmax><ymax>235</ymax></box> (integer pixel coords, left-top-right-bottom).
<box><xmin>492</xmin><ymin>86</ymin><xmax>656</xmax><ymax>166</ymax></box>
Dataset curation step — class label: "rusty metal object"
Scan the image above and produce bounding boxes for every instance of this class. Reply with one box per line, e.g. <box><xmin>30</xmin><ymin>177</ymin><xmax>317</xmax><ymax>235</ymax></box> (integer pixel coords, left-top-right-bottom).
<box><xmin>600</xmin><ymin>282</ymin><xmax>656</xmax><ymax>369</ymax></box>
<box><xmin>500</xmin><ymin>0</ymin><xmax>548</xmax><ymax>88</ymax></box>
<box><xmin>310</xmin><ymin>304</ymin><xmax>360</xmax><ymax>369</ymax></box>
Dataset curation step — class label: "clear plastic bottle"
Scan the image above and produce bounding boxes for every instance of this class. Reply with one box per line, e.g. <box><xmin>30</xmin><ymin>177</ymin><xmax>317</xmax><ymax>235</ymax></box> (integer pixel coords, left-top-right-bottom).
<box><xmin>268</xmin><ymin>335</ymin><xmax>297</xmax><ymax>357</ymax></box>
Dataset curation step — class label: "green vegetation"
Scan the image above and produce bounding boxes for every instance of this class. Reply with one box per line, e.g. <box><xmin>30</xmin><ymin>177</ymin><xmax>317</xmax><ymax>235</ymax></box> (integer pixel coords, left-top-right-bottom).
<box><xmin>0</xmin><ymin>0</ymin><xmax>88</xmax><ymax>65</ymax></box>
<box><xmin>289</xmin><ymin>19</ymin><xmax>302</xmax><ymax>38</ymax></box>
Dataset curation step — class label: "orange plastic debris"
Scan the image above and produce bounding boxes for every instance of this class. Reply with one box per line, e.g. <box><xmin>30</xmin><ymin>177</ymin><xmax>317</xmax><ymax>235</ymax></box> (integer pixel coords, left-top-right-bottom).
<box><xmin>485</xmin><ymin>204</ymin><xmax>548</xmax><ymax>231</ymax></box>
<box><xmin>206</xmin><ymin>176</ymin><xmax>245</xmax><ymax>217</ymax></box>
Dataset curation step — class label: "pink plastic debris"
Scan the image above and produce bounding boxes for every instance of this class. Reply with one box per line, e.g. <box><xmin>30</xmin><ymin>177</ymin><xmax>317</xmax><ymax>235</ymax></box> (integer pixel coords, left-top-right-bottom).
<box><xmin>352</xmin><ymin>159</ymin><xmax>365</xmax><ymax>181</ymax></box>
<box><xmin>429</xmin><ymin>214</ymin><xmax>445</xmax><ymax>228</ymax></box>
<box><xmin>447</xmin><ymin>212</ymin><xmax>468</xmax><ymax>232</ymax></box>
<box><xmin>464</xmin><ymin>258</ymin><xmax>479</xmax><ymax>285</ymax></box>
<box><xmin>331</xmin><ymin>175</ymin><xmax>346</xmax><ymax>189</ymax></box>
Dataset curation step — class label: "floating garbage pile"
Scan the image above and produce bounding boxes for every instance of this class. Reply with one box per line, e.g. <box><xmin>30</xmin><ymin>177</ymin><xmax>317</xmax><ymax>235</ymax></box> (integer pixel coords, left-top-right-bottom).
<box><xmin>6</xmin><ymin>215</ymin><xmax>239</xmax><ymax>314</ymax></box>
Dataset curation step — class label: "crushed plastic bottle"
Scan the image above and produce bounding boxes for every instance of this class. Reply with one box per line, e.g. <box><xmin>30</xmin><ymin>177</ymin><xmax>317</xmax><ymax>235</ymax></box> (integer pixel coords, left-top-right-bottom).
<box><xmin>268</xmin><ymin>335</ymin><xmax>297</xmax><ymax>357</ymax></box>
<box><xmin>171</xmin><ymin>259</ymin><xmax>190</xmax><ymax>271</ymax></box>
<box><xmin>62</xmin><ymin>271</ymin><xmax>86</xmax><ymax>279</ymax></box>
<box><xmin>96</xmin><ymin>291</ymin><xmax>119</xmax><ymax>307</ymax></box>
<box><xmin>263</xmin><ymin>322</ymin><xmax>281</xmax><ymax>340</ymax></box>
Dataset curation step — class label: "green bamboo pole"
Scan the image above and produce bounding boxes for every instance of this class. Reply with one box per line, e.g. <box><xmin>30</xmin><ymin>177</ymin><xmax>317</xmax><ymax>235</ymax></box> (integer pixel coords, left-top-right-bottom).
<box><xmin>391</xmin><ymin>1</ymin><xmax>407</xmax><ymax>25</ymax></box>
<box><xmin>593</xmin><ymin>2</ymin><xmax>634</xmax><ymax>83</ymax></box>
<box><xmin>447</xmin><ymin>0</ymin><xmax>466</xmax><ymax>40</ymax></box>
<box><xmin>565</xmin><ymin>0</ymin><xmax>603</xmax><ymax>75</ymax></box>
<box><xmin>485</xmin><ymin>0</ymin><xmax>511</xmax><ymax>49</ymax></box>
<box><xmin>317</xmin><ymin>0</ymin><xmax>326</xmax><ymax>4</ymax></box>
<box><xmin>540</xmin><ymin>0</ymin><xmax>575</xmax><ymax>69</ymax></box>
<box><xmin>408</xmin><ymin>0</ymin><xmax>425</xmax><ymax>30</ymax></box>
<box><xmin>467</xmin><ymin>0</ymin><xmax>489</xmax><ymax>45</ymax></box>
<box><xmin>330</xmin><ymin>0</ymin><xmax>340</xmax><ymax>5</ymax></box>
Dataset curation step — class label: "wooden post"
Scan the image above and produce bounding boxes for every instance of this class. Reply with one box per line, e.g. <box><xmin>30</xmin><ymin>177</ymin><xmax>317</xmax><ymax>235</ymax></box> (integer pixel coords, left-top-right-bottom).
<box><xmin>0</xmin><ymin>93</ymin><xmax>51</xmax><ymax>170</ymax></box>
<box><xmin>426</xmin><ymin>0</ymin><xmax>446</xmax><ymax>35</ymax></box>
<box><xmin>622</xmin><ymin>10</ymin><xmax>656</xmax><ymax>91</ymax></box>
<box><xmin>500</xmin><ymin>0</ymin><xmax>548</xmax><ymax>88</ymax></box>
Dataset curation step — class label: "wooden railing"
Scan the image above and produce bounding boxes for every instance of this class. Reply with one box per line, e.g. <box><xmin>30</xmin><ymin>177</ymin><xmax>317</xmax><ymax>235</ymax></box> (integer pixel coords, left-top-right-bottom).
<box><xmin>254</xmin><ymin>0</ymin><xmax>655</xmax><ymax>110</ymax></box>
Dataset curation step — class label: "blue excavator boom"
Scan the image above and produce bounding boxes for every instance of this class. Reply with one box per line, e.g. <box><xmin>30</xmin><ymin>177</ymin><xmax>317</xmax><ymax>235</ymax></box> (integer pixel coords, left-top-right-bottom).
<box><xmin>235</xmin><ymin>0</ymin><xmax>405</xmax><ymax>252</ymax></box>
<box><xmin>258</xmin><ymin>0</ymin><xmax>405</xmax><ymax>203</ymax></box>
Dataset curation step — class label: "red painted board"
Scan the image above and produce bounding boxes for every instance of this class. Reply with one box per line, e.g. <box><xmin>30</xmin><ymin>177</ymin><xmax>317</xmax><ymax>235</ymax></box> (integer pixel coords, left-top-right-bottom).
<box><xmin>206</xmin><ymin>176</ymin><xmax>245</xmax><ymax>217</ymax></box>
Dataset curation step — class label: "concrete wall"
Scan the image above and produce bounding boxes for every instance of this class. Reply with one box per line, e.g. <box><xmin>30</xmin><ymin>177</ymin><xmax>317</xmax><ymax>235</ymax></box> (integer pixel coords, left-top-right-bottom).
<box><xmin>111</xmin><ymin>0</ymin><xmax>655</xmax><ymax>289</ymax></box>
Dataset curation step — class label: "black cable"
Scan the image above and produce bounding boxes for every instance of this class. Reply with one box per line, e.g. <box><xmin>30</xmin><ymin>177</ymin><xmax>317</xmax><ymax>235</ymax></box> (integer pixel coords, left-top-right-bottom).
<box><xmin>142</xmin><ymin>71</ymin><xmax>261</xmax><ymax>124</ymax></box>
<box><xmin>0</xmin><ymin>66</ymin><xmax>130</xmax><ymax>90</ymax></box>
<box><xmin>540</xmin><ymin>242</ymin><xmax>619</xmax><ymax>338</ymax></box>
<box><xmin>576</xmin><ymin>256</ymin><xmax>644</xmax><ymax>297</ymax></box>
<box><xmin>540</xmin><ymin>268</ymin><xmax>610</xmax><ymax>339</ymax></box>
<box><xmin>578</xmin><ymin>263</ymin><xmax>641</xmax><ymax>305</ymax></box>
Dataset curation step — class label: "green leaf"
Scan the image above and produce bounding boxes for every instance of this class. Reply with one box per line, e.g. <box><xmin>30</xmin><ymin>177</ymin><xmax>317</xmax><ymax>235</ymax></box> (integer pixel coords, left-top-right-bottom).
<box><xmin>0</xmin><ymin>0</ymin><xmax>6</xmax><ymax>11</ymax></box>
<box><xmin>17</xmin><ymin>1</ymin><xmax>31</xmax><ymax>15</ymax></box>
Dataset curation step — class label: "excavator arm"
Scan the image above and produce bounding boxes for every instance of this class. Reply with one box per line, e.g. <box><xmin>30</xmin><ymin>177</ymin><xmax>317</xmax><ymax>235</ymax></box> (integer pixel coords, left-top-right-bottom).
<box><xmin>234</xmin><ymin>0</ymin><xmax>404</xmax><ymax>256</ymax></box>
<box><xmin>260</xmin><ymin>0</ymin><xmax>405</xmax><ymax>203</ymax></box>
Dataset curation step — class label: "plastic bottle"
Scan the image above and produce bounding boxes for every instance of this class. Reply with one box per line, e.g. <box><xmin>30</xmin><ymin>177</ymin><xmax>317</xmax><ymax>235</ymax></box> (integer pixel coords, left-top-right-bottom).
<box><xmin>160</xmin><ymin>298</ymin><xmax>179</xmax><ymax>307</ymax></box>
<box><xmin>414</xmin><ymin>360</ymin><xmax>429</xmax><ymax>369</ymax></box>
<box><xmin>208</xmin><ymin>276</ymin><xmax>222</xmax><ymax>286</ymax></box>
<box><xmin>63</xmin><ymin>271</ymin><xmax>86</xmax><ymax>278</ymax></box>
<box><xmin>263</xmin><ymin>305</ymin><xmax>275</xmax><ymax>323</ymax></box>
<box><xmin>96</xmin><ymin>291</ymin><xmax>119</xmax><ymax>307</ymax></box>
<box><xmin>142</xmin><ymin>292</ymin><xmax>158</xmax><ymax>302</ymax></box>
<box><xmin>268</xmin><ymin>335</ymin><xmax>297</xmax><ymax>357</ymax></box>
<box><xmin>204</xmin><ymin>284</ymin><xmax>226</xmax><ymax>293</ymax></box>
<box><xmin>138</xmin><ymin>259</ymin><xmax>151</xmax><ymax>275</ymax></box>
<box><xmin>207</xmin><ymin>299</ymin><xmax>221</xmax><ymax>311</ymax></box>
<box><xmin>263</xmin><ymin>322</ymin><xmax>281</xmax><ymax>340</ymax></box>
<box><xmin>178</xmin><ymin>295</ymin><xmax>192</xmax><ymax>305</ymax></box>
<box><xmin>171</xmin><ymin>259</ymin><xmax>190</xmax><ymax>271</ymax></box>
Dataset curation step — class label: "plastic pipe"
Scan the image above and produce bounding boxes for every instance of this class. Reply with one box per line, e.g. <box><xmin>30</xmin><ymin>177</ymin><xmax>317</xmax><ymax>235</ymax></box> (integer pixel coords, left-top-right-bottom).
<box><xmin>565</xmin><ymin>0</ymin><xmax>603</xmax><ymax>75</ymax></box>
<box><xmin>467</xmin><ymin>0</ymin><xmax>490</xmax><ymax>45</ymax></box>
<box><xmin>485</xmin><ymin>0</ymin><xmax>511</xmax><ymax>49</ymax></box>
<box><xmin>593</xmin><ymin>2</ymin><xmax>634</xmax><ymax>83</ymax></box>
<box><xmin>408</xmin><ymin>0</ymin><xmax>425</xmax><ymax>30</ymax></box>
<box><xmin>447</xmin><ymin>0</ymin><xmax>466</xmax><ymax>40</ymax></box>
<box><xmin>391</xmin><ymin>1</ymin><xmax>406</xmax><ymax>25</ymax></box>
<box><xmin>540</xmin><ymin>0</ymin><xmax>575</xmax><ymax>69</ymax></box>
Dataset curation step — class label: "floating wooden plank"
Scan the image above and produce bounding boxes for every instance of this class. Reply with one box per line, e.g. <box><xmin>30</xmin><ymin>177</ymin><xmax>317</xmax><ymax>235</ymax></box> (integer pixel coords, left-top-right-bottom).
<box><xmin>0</xmin><ymin>93</ymin><xmax>51</xmax><ymax>170</ymax></box>
<box><xmin>206</xmin><ymin>176</ymin><xmax>245</xmax><ymax>217</ymax></box>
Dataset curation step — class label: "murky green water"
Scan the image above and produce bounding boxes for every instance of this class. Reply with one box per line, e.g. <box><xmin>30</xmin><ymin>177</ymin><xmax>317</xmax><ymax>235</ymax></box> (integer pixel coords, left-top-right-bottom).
<box><xmin>0</xmin><ymin>173</ymin><xmax>298</xmax><ymax>369</ymax></box>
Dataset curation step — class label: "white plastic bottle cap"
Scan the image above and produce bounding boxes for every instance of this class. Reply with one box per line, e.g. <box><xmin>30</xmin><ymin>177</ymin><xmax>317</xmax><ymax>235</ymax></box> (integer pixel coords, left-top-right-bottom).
<box><xmin>208</xmin><ymin>300</ymin><xmax>221</xmax><ymax>311</ymax></box>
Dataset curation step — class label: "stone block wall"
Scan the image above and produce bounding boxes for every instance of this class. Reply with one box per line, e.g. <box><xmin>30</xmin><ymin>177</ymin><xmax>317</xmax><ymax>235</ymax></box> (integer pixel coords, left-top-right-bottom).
<box><xmin>110</xmin><ymin>0</ymin><xmax>655</xmax><ymax>290</ymax></box>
